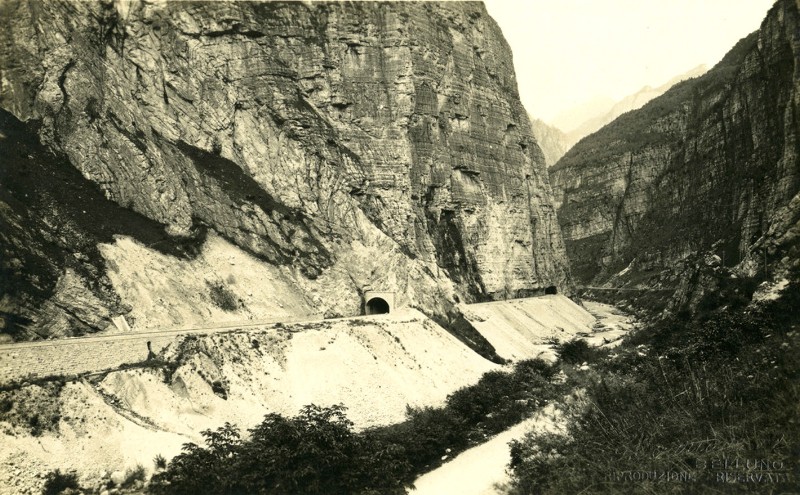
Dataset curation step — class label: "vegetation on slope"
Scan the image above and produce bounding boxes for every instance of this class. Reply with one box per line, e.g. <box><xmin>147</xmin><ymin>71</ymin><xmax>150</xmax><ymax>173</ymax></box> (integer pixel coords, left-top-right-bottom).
<box><xmin>148</xmin><ymin>359</ymin><xmax>562</xmax><ymax>495</ymax></box>
<box><xmin>507</xmin><ymin>277</ymin><xmax>800</xmax><ymax>494</ymax></box>
<box><xmin>552</xmin><ymin>31</ymin><xmax>758</xmax><ymax>174</ymax></box>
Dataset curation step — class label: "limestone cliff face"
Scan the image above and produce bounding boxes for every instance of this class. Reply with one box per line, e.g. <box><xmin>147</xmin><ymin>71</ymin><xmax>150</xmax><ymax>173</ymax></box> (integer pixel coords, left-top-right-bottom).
<box><xmin>550</xmin><ymin>0</ymin><xmax>799</xmax><ymax>305</ymax></box>
<box><xmin>0</xmin><ymin>1</ymin><xmax>571</xmax><ymax>339</ymax></box>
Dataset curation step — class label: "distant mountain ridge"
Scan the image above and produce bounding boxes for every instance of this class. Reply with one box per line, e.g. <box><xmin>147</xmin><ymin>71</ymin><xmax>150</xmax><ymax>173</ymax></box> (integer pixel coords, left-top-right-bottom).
<box><xmin>530</xmin><ymin>117</ymin><xmax>568</xmax><ymax>167</ymax></box>
<box><xmin>550</xmin><ymin>95</ymin><xmax>616</xmax><ymax>136</ymax></box>
<box><xmin>534</xmin><ymin>65</ymin><xmax>709</xmax><ymax>165</ymax></box>
<box><xmin>558</xmin><ymin>65</ymin><xmax>709</xmax><ymax>149</ymax></box>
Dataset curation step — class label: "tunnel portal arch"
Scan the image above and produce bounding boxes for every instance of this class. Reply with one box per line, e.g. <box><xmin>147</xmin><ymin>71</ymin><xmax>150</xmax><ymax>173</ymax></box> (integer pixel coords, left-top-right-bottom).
<box><xmin>545</xmin><ymin>285</ymin><xmax>558</xmax><ymax>295</ymax></box>
<box><xmin>363</xmin><ymin>291</ymin><xmax>395</xmax><ymax>315</ymax></box>
<box><xmin>365</xmin><ymin>297</ymin><xmax>390</xmax><ymax>315</ymax></box>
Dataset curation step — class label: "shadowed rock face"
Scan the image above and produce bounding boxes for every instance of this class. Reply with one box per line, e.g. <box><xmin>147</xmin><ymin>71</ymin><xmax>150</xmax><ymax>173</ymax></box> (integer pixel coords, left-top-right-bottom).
<box><xmin>550</xmin><ymin>0</ymin><xmax>799</xmax><ymax>306</ymax></box>
<box><xmin>0</xmin><ymin>1</ymin><xmax>571</xmax><ymax>339</ymax></box>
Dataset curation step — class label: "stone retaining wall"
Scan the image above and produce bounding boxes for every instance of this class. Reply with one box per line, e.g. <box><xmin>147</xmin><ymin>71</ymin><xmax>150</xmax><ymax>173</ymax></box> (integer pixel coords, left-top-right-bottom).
<box><xmin>0</xmin><ymin>334</ymin><xmax>180</xmax><ymax>385</ymax></box>
<box><xmin>0</xmin><ymin>315</ymin><xmax>327</xmax><ymax>385</ymax></box>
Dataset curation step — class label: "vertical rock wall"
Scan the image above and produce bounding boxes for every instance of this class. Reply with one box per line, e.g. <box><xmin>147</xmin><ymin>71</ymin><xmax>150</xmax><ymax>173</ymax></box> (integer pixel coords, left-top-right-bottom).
<box><xmin>550</xmin><ymin>0</ymin><xmax>799</xmax><ymax>301</ymax></box>
<box><xmin>0</xmin><ymin>1</ymin><xmax>571</xmax><ymax>338</ymax></box>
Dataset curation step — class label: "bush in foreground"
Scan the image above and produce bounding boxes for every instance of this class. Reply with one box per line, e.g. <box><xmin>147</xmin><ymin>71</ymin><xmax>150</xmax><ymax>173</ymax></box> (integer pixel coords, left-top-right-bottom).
<box><xmin>149</xmin><ymin>404</ymin><xmax>411</xmax><ymax>495</ymax></box>
<box><xmin>121</xmin><ymin>463</ymin><xmax>146</xmax><ymax>489</ymax></box>
<box><xmin>553</xmin><ymin>338</ymin><xmax>606</xmax><ymax>364</ymax></box>
<box><xmin>367</xmin><ymin>359</ymin><xmax>559</xmax><ymax>474</ymax></box>
<box><xmin>42</xmin><ymin>469</ymin><xmax>79</xmax><ymax>495</ymax></box>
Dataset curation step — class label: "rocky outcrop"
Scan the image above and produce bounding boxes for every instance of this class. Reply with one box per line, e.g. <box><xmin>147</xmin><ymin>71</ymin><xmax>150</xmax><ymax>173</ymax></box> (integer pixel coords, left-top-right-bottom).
<box><xmin>0</xmin><ymin>1</ymin><xmax>571</xmax><ymax>339</ymax></box>
<box><xmin>530</xmin><ymin>117</ymin><xmax>568</xmax><ymax>167</ymax></box>
<box><xmin>550</xmin><ymin>0</ymin><xmax>799</xmax><ymax>308</ymax></box>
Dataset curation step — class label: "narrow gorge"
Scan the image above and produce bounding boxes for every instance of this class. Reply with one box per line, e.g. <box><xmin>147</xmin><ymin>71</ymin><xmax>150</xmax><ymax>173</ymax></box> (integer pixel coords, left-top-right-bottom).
<box><xmin>1</xmin><ymin>0</ymin><xmax>798</xmax><ymax>494</ymax></box>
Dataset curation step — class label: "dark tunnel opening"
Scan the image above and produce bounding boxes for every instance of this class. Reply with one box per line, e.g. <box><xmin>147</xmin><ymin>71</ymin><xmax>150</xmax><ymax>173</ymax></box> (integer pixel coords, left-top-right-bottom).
<box><xmin>365</xmin><ymin>297</ymin><xmax>390</xmax><ymax>315</ymax></box>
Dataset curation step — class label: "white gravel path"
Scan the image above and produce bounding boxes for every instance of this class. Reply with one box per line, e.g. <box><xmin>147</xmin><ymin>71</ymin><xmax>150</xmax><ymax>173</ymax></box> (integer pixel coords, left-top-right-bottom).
<box><xmin>411</xmin><ymin>405</ymin><xmax>563</xmax><ymax>495</ymax></box>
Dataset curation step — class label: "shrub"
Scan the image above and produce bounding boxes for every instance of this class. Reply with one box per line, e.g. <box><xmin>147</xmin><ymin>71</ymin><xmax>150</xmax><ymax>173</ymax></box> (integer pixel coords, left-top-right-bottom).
<box><xmin>510</xmin><ymin>351</ymin><xmax>800</xmax><ymax>493</ymax></box>
<box><xmin>444</xmin><ymin>364</ymin><xmax>553</xmax><ymax>434</ymax></box>
<box><xmin>695</xmin><ymin>274</ymin><xmax>761</xmax><ymax>316</ymax></box>
<box><xmin>27</xmin><ymin>414</ymin><xmax>43</xmax><ymax>437</ymax></box>
<box><xmin>150</xmin><ymin>422</ymin><xmax>242</xmax><ymax>495</ymax></box>
<box><xmin>121</xmin><ymin>463</ymin><xmax>146</xmax><ymax>488</ymax></box>
<box><xmin>368</xmin><ymin>405</ymin><xmax>467</xmax><ymax>474</ymax></box>
<box><xmin>149</xmin><ymin>358</ymin><xmax>562</xmax><ymax>494</ymax></box>
<box><xmin>207</xmin><ymin>281</ymin><xmax>238</xmax><ymax>312</ymax></box>
<box><xmin>236</xmin><ymin>404</ymin><xmax>410</xmax><ymax>495</ymax></box>
<box><xmin>367</xmin><ymin>359</ymin><xmax>558</xmax><ymax>474</ymax></box>
<box><xmin>42</xmin><ymin>469</ymin><xmax>79</xmax><ymax>495</ymax></box>
<box><xmin>150</xmin><ymin>405</ymin><xmax>412</xmax><ymax>495</ymax></box>
<box><xmin>447</xmin><ymin>370</ymin><xmax>514</xmax><ymax>425</ymax></box>
<box><xmin>554</xmin><ymin>339</ymin><xmax>603</xmax><ymax>364</ymax></box>
<box><xmin>515</xmin><ymin>358</ymin><xmax>557</xmax><ymax>382</ymax></box>
<box><xmin>153</xmin><ymin>454</ymin><xmax>166</xmax><ymax>470</ymax></box>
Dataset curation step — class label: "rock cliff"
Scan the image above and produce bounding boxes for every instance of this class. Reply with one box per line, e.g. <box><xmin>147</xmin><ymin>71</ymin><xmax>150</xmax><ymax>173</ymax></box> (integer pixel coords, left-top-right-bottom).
<box><xmin>0</xmin><ymin>1</ymin><xmax>571</xmax><ymax>340</ymax></box>
<box><xmin>550</xmin><ymin>0</ymin><xmax>799</xmax><ymax>308</ymax></box>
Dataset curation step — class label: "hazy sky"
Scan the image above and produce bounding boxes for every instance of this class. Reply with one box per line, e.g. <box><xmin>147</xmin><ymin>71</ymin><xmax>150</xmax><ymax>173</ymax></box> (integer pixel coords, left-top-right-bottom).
<box><xmin>483</xmin><ymin>0</ymin><xmax>777</xmax><ymax>124</ymax></box>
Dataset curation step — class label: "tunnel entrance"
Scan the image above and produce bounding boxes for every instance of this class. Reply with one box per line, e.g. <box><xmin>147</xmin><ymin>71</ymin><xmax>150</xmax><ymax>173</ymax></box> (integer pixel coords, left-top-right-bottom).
<box><xmin>365</xmin><ymin>297</ymin><xmax>390</xmax><ymax>315</ymax></box>
<box><xmin>545</xmin><ymin>285</ymin><xmax>558</xmax><ymax>295</ymax></box>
